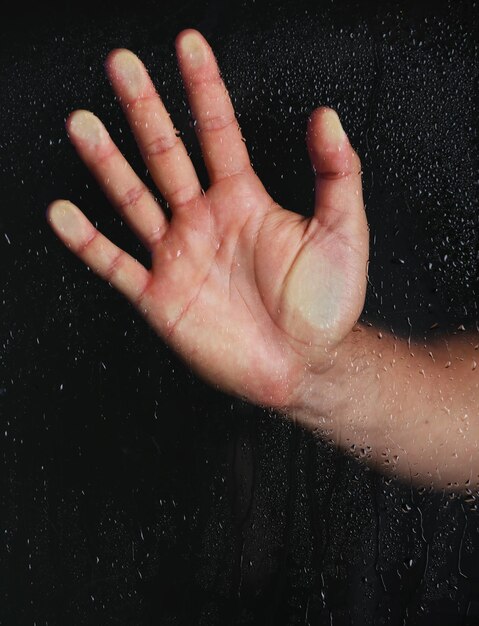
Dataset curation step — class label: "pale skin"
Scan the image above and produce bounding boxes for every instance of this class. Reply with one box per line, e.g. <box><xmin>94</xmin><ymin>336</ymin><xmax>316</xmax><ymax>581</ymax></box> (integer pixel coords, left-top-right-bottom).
<box><xmin>47</xmin><ymin>29</ymin><xmax>479</xmax><ymax>494</ymax></box>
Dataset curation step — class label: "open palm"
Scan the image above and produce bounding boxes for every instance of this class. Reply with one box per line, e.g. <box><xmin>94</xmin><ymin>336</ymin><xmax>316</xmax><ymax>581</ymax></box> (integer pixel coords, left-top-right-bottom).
<box><xmin>48</xmin><ymin>30</ymin><xmax>369</xmax><ymax>408</ymax></box>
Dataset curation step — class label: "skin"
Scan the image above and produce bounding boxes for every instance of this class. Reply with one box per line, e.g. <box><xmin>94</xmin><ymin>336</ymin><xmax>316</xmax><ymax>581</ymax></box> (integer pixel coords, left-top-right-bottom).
<box><xmin>47</xmin><ymin>30</ymin><xmax>479</xmax><ymax>493</ymax></box>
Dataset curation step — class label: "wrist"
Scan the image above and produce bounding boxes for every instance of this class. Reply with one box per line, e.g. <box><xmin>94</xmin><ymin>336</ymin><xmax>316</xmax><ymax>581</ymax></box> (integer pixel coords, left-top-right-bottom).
<box><xmin>284</xmin><ymin>323</ymin><xmax>383</xmax><ymax>445</ymax></box>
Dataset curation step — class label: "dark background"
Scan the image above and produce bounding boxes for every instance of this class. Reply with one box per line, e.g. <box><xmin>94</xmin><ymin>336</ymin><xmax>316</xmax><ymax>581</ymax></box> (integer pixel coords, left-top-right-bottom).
<box><xmin>2</xmin><ymin>0</ymin><xmax>479</xmax><ymax>624</ymax></box>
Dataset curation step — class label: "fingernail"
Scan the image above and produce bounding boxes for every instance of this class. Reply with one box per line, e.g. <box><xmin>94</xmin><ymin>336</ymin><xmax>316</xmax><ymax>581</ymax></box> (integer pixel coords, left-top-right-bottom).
<box><xmin>69</xmin><ymin>110</ymin><xmax>105</xmax><ymax>145</ymax></box>
<box><xmin>48</xmin><ymin>201</ymin><xmax>82</xmax><ymax>240</ymax></box>
<box><xmin>180</xmin><ymin>32</ymin><xmax>206</xmax><ymax>68</ymax></box>
<box><xmin>110</xmin><ymin>49</ymin><xmax>147</xmax><ymax>99</ymax></box>
<box><xmin>322</xmin><ymin>109</ymin><xmax>346</xmax><ymax>144</ymax></box>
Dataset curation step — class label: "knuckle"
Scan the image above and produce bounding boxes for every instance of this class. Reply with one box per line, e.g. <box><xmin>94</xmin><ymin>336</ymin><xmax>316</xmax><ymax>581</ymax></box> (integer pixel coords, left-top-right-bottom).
<box><xmin>77</xmin><ymin>231</ymin><xmax>98</xmax><ymax>255</ymax></box>
<box><xmin>117</xmin><ymin>185</ymin><xmax>148</xmax><ymax>213</ymax></box>
<box><xmin>167</xmin><ymin>182</ymin><xmax>201</xmax><ymax>209</ymax></box>
<box><xmin>196</xmin><ymin>112</ymin><xmax>236</xmax><ymax>133</ymax></box>
<box><xmin>128</xmin><ymin>94</ymin><xmax>157</xmax><ymax>112</ymax></box>
<box><xmin>143</xmin><ymin>134</ymin><xmax>180</xmax><ymax>158</ymax></box>
<box><xmin>94</xmin><ymin>146</ymin><xmax>117</xmax><ymax>166</ymax></box>
<box><xmin>189</xmin><ymin>76</ymin><xmax>223</xmax><ymax>90</ymax></box>
<box><xmin>134</xmin><ymin>275</ymin><xmax>154</xmax><ymax>310</ymax></box>
<box><xmin>103</xmin><ymin>250</ymin><xmax>125</xmax><ymax>282</ymax></box>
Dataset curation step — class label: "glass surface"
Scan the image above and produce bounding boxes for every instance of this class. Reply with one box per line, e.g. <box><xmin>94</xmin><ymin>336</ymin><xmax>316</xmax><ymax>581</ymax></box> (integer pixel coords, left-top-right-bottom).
<box><xmin>2</xmin><ymin>0</ymin><xmax>479</xmax><ymax>624</ymax></box>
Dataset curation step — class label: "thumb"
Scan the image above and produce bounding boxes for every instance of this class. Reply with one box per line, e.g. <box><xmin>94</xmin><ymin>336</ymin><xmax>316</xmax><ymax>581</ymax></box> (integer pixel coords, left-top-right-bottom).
<box><xmin>306</xmin><ymin>107</ymin><xmax>366</xmax><ymax>238</ymax></box>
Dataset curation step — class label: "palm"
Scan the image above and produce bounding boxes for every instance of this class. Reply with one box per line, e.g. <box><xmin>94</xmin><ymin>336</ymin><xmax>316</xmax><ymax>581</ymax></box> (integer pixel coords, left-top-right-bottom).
<box><xmin>48</xmin><ymin>30</ymin><xmax>368</xmax><ymax>408</ymax></box>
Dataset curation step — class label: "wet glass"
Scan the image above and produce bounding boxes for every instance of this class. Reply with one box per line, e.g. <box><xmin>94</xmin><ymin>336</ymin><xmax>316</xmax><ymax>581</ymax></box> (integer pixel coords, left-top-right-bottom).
<box><xmin>2</xmin><ymin>0</ymin><xmax>479</xmax><ymax>624</ymax></box>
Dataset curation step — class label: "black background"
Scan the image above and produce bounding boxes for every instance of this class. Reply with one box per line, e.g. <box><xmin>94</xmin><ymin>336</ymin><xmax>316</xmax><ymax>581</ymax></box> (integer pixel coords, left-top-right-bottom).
<box><xmin>2</xmin><ymin>0</ymin><xmax>479</xmax><ymax>624</ymax></box>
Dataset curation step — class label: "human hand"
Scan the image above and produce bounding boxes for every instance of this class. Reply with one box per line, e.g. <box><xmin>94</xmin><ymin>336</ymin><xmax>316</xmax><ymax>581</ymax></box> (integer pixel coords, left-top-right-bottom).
<box><xmin>47</xmin><ymin>29</ymin><xmax>369</xmax><ymax>408</ymax></box>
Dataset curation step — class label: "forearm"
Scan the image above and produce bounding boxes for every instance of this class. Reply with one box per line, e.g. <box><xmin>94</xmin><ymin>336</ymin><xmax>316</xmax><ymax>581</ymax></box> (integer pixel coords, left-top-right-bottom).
<box><xmin>286</xmin><ymin>324</ymin><xmax>479</xmax><ymax>492</ymax></box>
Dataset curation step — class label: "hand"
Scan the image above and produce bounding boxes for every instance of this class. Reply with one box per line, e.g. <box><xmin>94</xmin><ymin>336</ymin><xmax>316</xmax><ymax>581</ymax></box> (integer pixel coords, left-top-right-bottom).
<box><xmin>47</xmin><ymin>29</ymin><xmax>369</xmax><ymax>408</ymax></box>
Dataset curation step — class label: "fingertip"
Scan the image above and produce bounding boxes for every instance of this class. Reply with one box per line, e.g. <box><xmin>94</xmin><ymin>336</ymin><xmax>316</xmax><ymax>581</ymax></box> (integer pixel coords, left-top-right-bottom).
<box><xmin>308</xmin><ymin>105</ymin><xmax>334</xmax><ymax>124</ymax></box>
<box><xmin>65</xmin><ymin>109</ymin><xmax>77</xmax><ymax>131</ymax></box>
<box><xmin>306</xmin><ymin>107</ymin><xmax>327</xmax><ymax>137</ymax></box>
<box><xmin>46</xmin><ymin>198</ymin><xmax>65</xmax><ymax>216</ymax></box>
<box><xmin>105</xmin><ymin>47</ymin><xmax>139</xmax><ymax>76</ymax></box>
<box><xmin>65</xmin><ymin>109</ymin><xmax>88</xmax><ymax>131</ymax></box>
<box><xmin>45</xmin><ymin>199</ymin><xmax>56</xmax><ymax>223</ymax></box>
<box><xmin>46</xmin><ymin>199</ymin><xmax>75</xmax><ymax>225</ymax></box>
<box><xmin>306</xmin><ymin>106</ymin><xmax>362</xmax><ymax>177</ymax></box>
<box><xmin>47</xmin><ymin>199</ymin><xmax>73</xmax><ymax>238</ymax></box>
<box><xmin>66</xmin><ymin>110</ymin><xmax>107</xmax><ymax>147</ymax></box>
<box><xmin>104</xmin><ymin>48</ymin><xmax>126</xmax><ymax>72</ymax></box>
<box><xmin>66</xmin><ymin>109</ymin><xmax>100</xmax><ymax>138</ymax></box>
<box><xmin>175</xmin><ymin>28</ymin><xmax>204</xmax><ymax>49</ymax></box>
<box><xmin>47</xmin><ymin>200</ymin><xmax>92</xmax><ymax>248</ymax></box>
<box><xmin>307</xmin><ymin>107</ymin><xmax>346</xmax><ymax>145</ymax></box>
<box><xmin>175</xmin><ymin>29</ymin><xmax>209</xmax><ymax>68</ymax></box>
<box><xmin>105</xmin><ymin>48</ymin><xmax>152</xmax><ymax>101</ymax></box>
